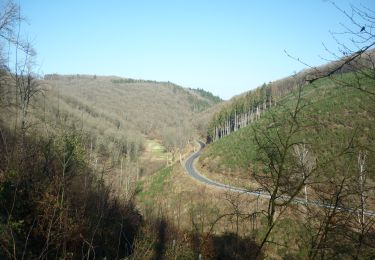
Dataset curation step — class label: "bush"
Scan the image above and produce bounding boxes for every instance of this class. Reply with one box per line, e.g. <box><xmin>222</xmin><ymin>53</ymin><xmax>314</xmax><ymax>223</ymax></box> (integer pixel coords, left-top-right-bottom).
<box><xmin>0</xmin><ymin>126</ymin><xmax>142</xmax><ymax>259</ymax></box>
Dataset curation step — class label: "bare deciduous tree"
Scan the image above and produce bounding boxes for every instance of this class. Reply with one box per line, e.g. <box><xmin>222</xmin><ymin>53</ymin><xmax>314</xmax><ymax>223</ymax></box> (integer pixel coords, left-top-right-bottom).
<box><xmin>251</xmin><ymin>82</ymin><xmax>317</xmax><ymax>257</ymax></box>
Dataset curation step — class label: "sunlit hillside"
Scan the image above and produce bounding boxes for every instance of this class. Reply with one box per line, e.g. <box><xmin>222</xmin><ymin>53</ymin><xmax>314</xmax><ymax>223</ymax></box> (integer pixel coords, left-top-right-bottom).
<box><xmin>1</xmin><ymin>0</ymin><xmax>375</xmax><ymax>259</ymax></box>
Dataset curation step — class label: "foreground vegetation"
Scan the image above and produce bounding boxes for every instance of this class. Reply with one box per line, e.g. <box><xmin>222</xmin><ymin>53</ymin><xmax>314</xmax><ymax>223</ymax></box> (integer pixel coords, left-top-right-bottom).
<box><xmin>0</xmin><ymin>125</ymin><xmax>143</xmax><ymax>258</ymax></box>
<box><xmin>200</xmin><ymin>69</ymin><xmax>375</xmax><ymax>257</ymax></box>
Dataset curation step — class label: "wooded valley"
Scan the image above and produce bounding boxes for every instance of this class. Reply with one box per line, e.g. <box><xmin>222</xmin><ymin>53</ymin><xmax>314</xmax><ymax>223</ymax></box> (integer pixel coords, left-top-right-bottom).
<box><xmin>1</xmin><ymin>1</ymin><xmax>375</xmax><ymax>259</ymax></box>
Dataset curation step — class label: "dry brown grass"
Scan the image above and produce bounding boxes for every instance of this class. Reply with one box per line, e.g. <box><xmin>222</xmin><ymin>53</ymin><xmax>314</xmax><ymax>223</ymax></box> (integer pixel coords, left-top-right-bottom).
<box><xmin>197</xmin><ymin>158</ymin><xmax>260</xmax><ymax>190</ymax></box>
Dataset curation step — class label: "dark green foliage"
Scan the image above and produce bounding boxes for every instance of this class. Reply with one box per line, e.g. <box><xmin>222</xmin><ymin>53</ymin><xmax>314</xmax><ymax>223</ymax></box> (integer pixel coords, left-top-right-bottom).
<box><xmin>111</xmin><ymin>78</ymin><xmax>159</xmax><ymax>84</ymax></box>
<box><xmin>189</xmin><ymin>88</ymin><xmax>222</xmax><ymax>104</ymax></box>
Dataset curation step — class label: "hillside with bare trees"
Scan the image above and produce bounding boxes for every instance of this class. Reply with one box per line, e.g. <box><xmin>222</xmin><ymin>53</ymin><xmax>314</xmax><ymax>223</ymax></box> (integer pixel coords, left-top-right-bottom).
<box><xmin>39</xmin><ymin>74</ymin><xmax>221</xmax><ymax>156</ymax></box>
<box><xmin>2</xmin><ymin>0</ymin><xmax>375</xmax><ymax>258</ymax></box>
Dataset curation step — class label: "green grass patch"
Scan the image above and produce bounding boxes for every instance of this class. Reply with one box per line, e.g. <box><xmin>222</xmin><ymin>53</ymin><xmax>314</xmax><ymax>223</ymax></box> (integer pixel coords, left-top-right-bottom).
<box><xmin>137</xmin><ymin>165</ymin><xmax>173</xmax><ymax>202</ymax></box>
<box><xmin>149</xmin><ymin>140</ymin><xmax>167</xmax><ymax>158</ymax></box>
<box><xmin>144</xmin><ymin>139</ymin><xmax>169</xmax><ymax>160</ymax></box>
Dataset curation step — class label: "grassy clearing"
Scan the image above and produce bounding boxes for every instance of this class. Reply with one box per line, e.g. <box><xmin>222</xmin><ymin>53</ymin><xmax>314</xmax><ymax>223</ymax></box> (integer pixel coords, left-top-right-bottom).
<box><xmin>136</xmin><ymin>165</ymin><xmax>173</xmax><ymax>203</ymax></box>
<box><xmin>145</xmin><ymin>139</ymin><xmax>170</xmax><ymax>160</ymax></box>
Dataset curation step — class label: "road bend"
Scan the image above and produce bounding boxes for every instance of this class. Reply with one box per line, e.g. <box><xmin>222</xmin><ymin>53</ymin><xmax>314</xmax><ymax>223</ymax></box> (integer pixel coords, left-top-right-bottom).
<box><xmin>184</xmin><ymin>141</ymin><xmax>375</xmax><ymax>217</ymax></box>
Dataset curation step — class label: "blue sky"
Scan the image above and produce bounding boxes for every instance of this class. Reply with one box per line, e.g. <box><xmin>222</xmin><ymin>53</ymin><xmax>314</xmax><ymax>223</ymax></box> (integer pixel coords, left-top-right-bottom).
<box><xmin>19</xmin><ymin>0</ymin><xmax>374</xmax><ymax>99</ymax></box>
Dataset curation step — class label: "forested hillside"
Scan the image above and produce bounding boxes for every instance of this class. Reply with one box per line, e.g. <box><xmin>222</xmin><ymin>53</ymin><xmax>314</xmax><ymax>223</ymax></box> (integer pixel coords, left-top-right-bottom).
<box><xmin>41</xmin><ymin>74</ymin><xmax>221</xmax><ymax>155</ymax></box>
<box><xmin>199</xmin><ymin>61</ymin><xmax>375</xmax><ymax>257</ymax></box>
<box><xmin>2</xmin><ymin>0</ymin><xmax>375</xmax><ymax>258</ymax></box>
<box><xmin>206</xmin><ymin>49</ymin><xmax>375</xmax><ymax>143</ymax></box>
<box><xmin>0</xmin><ymin>70</ymin><xmax>227</xmax><ymax>258</ymax></box>
<box><xmin>0</xmin><ymin>1</ymin><xmax>223</xmax><ymax>256</ymax></box>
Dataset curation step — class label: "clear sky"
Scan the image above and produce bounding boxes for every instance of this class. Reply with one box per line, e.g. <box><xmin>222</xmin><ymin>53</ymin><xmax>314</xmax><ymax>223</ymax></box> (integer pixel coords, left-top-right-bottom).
<box><xmin>19</xmin><ymin>0</ymin><xmax>374</xmax><ymax>99</ymax></box>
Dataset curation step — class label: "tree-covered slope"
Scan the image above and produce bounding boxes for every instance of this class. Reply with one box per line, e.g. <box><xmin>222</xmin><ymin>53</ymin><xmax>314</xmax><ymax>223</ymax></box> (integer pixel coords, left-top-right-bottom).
<box><xmin>200</xmin><ymin>71</ymin><xmax>375</xmax><ymax>178</ymax></box>
<box><xmin>28</xmin><ymin>74</ymin><xmax>222</xmax><ymax>158</ymax></box>
<box><xmin>199</xmin><ymin>67</ymin><xmax>375</xmax><ymax>259</ymax></box>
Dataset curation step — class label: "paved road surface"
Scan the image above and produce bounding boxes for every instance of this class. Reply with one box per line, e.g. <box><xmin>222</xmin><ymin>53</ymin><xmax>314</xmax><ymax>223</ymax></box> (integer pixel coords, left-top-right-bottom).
<box><xmin>184</xmin><ymin>141</ymin><xmax>375</xmax><ymax>217</ymax></box>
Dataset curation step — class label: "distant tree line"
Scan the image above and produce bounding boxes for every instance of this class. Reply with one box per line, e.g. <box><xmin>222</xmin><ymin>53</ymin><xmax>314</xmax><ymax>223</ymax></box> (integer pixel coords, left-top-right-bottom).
<box><xmin>189</xmin><ymin>88</ymin><xmax>222</xmax><ymax>103</ymax></box>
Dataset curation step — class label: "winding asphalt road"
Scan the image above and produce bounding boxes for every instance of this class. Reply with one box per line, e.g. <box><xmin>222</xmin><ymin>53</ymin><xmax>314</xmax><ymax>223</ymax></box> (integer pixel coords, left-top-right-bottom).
<box><xmin>184</xmin><ymin>141</ymin><xmax>375</xmax><ymax>217</ymax></box>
